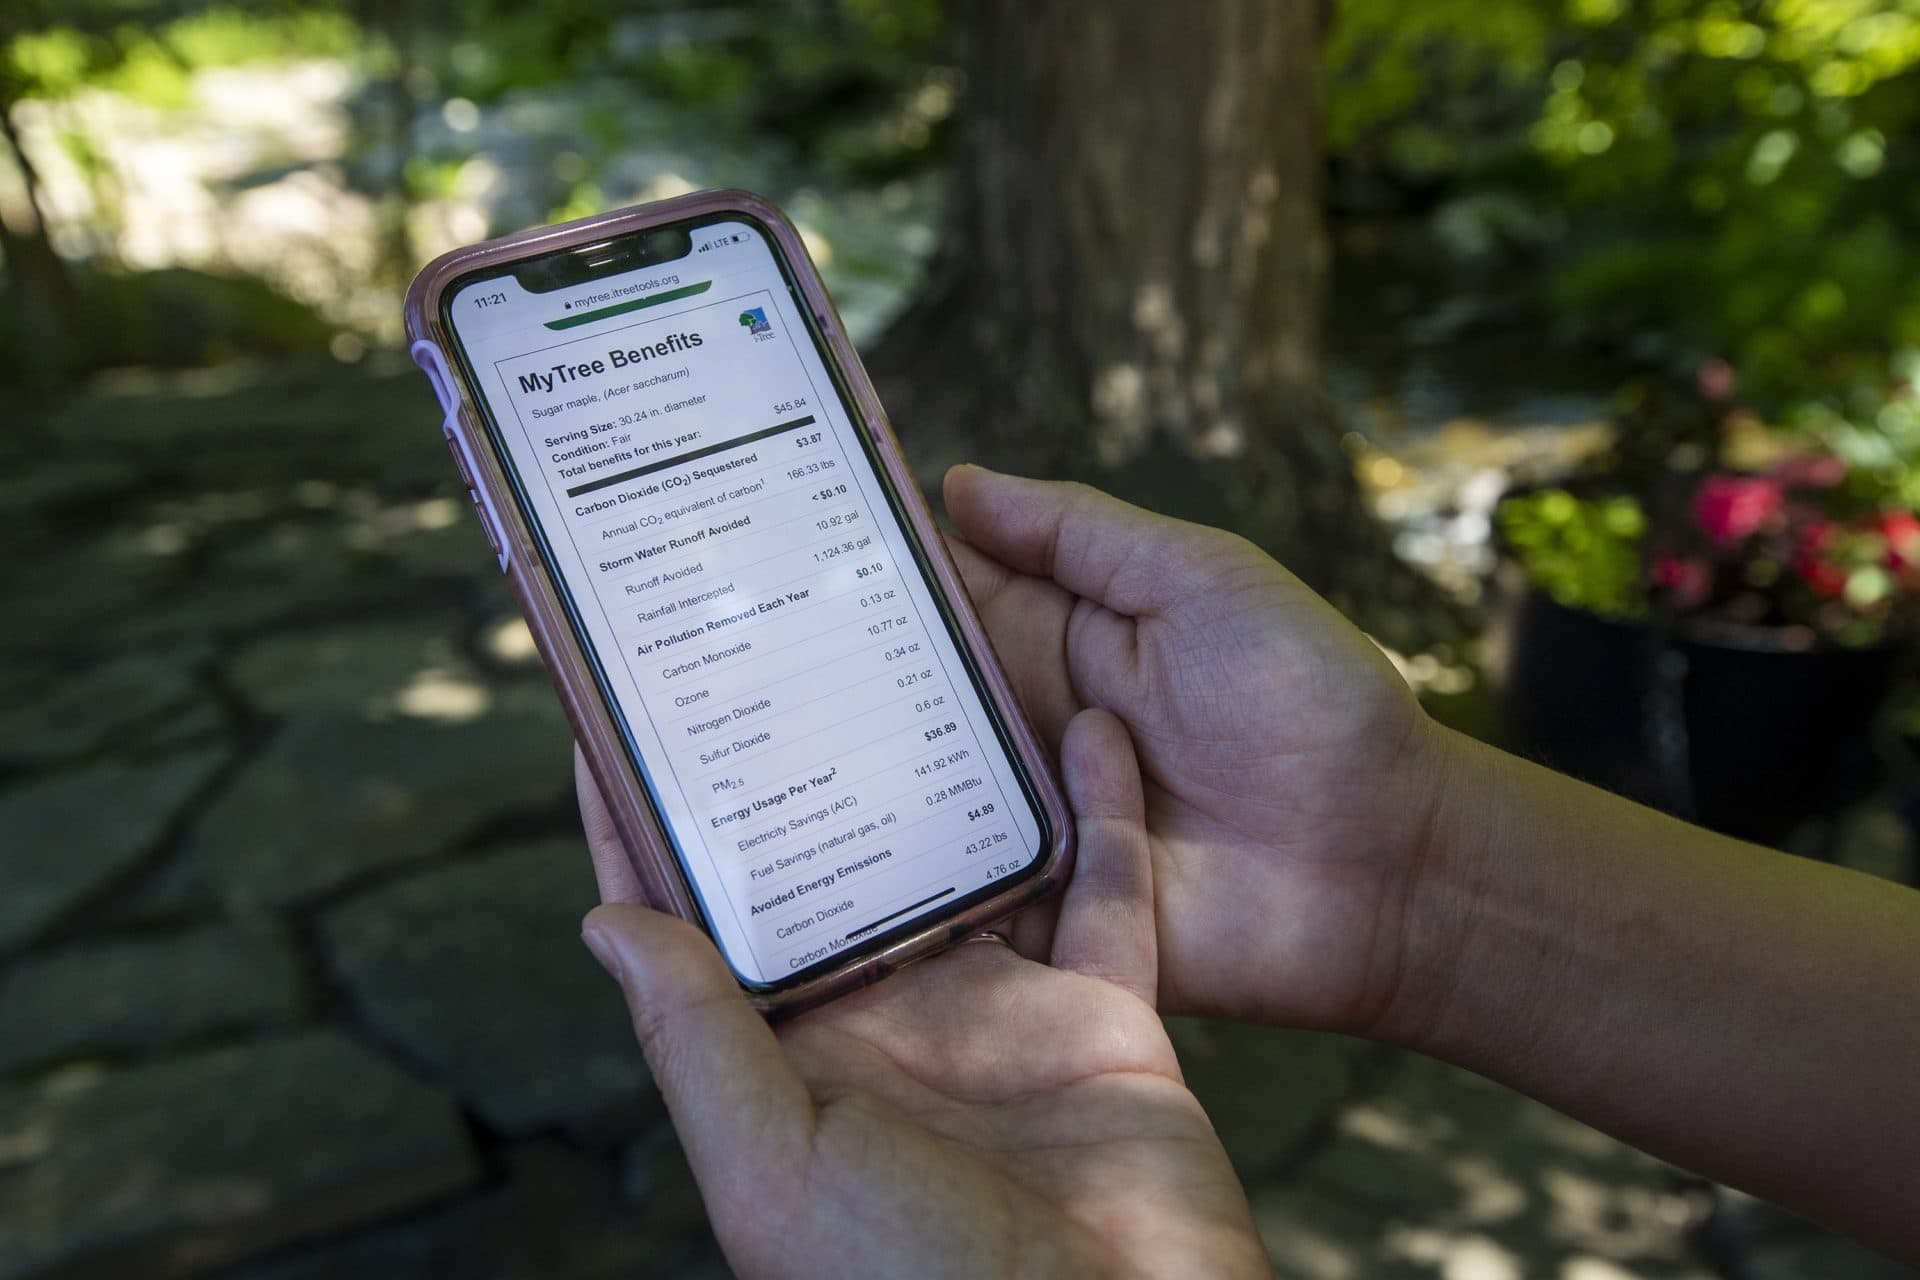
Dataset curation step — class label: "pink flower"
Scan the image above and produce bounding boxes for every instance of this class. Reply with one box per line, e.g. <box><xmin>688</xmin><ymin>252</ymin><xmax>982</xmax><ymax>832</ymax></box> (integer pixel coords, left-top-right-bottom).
<box><xmin>1794</xmin><ymin>522</ymin><xmax>1847</xmax><ymax>599</ymax></box>
<box><xmin>1696</xmin><ymin>358</ymin><xmax>1737</xmax><ymax>403</ymax></box>
<box><xmin>1880</xmin><ymin>511</ymin><xmax>1920</xmax><ymax>570</ymax></box>
<box><xmin>1691</xmin><ymin>474</ymin><xmax>1783</xmax><ymax>547</ymax></box>
<box><xmin>1652</xmin><ymin>552</ymin><xmax>1711</xmax><ymax>609</ymax></box>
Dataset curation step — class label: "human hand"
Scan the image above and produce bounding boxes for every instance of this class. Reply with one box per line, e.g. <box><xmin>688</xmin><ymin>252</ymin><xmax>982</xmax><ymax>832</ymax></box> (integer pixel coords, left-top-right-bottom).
<box><xmin>942</xmin><ymin>466</ymin><xmax>1454</xmax><ymax>1039</ymax></box>
<box><xmin>574</xmin><ymin>714</ymin><xmax>1271</xmax><ymax>1280</ymax></box>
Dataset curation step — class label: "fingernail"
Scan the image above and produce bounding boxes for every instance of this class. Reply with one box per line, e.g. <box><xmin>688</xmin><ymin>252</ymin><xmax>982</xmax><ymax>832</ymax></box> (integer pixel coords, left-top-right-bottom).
<box><xmin>581</xmin><ymin>926</ymin><xmax>622</xmax><ymax>984</ymax></box>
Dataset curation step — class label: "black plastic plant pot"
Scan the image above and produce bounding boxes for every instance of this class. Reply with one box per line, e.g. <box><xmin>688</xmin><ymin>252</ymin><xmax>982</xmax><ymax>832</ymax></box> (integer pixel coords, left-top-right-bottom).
<box><xmin>1503</xmin><ymin>590</ymin><xmax>1668</xmax><ymax>807</ymax></box>
<box><xmin>1502</xmin><ymin>589</ymin><xmax>1896</xmax><ymax>849</ymax></box>
<box><xmin>1676</xmin><ymin>624</ymin><xmax>1896</xmax><ymax>846</ymax></box>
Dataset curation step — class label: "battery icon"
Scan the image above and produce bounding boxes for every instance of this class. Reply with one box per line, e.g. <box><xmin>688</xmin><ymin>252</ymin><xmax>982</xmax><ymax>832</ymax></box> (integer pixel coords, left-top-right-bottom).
<box><xmin>728</xmin><ymin>232</ymin><xmax>749</xmax><ymax>243</ymax></box>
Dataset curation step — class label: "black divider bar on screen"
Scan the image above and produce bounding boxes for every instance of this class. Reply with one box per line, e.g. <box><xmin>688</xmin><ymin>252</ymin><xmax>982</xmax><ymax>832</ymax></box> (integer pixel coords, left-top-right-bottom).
<box><xmin>565</xmin><ymin>414</ymin><xmax>818</xmax><ymax>498</ymax></box>
<box><xmin>845</xmin><ymin>887</ymin><xmax>957</xmax><ymax>942</ymax></box>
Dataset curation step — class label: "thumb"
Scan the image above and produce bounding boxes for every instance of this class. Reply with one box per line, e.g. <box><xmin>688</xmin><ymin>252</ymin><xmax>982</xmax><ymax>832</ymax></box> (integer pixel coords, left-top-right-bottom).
<box><xmin>583</xmin><ymin>904</ymin><xmax>814</xmax><ymax>1204</ymax></box>
<box><xmin>942</xmin><ymin>464</ymin><xmax>1238</xmax><ymax>620</ymax></box>
<box><xmin>1050</xmin><ymin>708</ymin><xmax>1158</xmax><ymax>1007</ymax></box>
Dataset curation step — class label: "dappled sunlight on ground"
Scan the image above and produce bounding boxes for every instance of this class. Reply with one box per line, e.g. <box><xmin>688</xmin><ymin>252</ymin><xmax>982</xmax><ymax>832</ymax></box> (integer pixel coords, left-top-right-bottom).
<box><xmin>1245</xmin><ymin>1049</ymin><xmax>1718</xmax><ymax>1280</ymax></box>
<box><xmin>480</xmin><ymin>615</ymin><xmax>540</xmax><ymax>666</ymax></box>
<box><xmin>387</xmin><ymin>667</ymin><xmax>493</xmax><ymax>724</ymax></box>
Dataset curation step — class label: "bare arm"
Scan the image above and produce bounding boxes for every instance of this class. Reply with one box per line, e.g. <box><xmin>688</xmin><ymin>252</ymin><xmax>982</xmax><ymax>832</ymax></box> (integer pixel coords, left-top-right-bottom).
<box><xmin>942</xmin><ymin>465</ymin><xmax>1920</xmax><ymax>1263</ymax></box>
<box><xmin>1392</xmin><ymin>730</ymin><xmax>1920</xmax><ymax>1260</ymax></box>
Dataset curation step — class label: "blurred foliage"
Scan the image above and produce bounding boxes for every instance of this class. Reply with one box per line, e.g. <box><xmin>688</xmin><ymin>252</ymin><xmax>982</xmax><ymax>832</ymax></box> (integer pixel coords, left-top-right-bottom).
<box><xmin>1498</xmin><ymin>489</ymin><xmax>1650</xmax><ymax>618</ymax></box>
<box><xmin>3</xmin><ymin>0</ymin><xmax>1914</xmax><ymax>419</ymax></box>
<box><xmin>1331</xmin><ymin>0</ymin><xmax>1920</xmax><ymax>406</ymax></box>
<box><xmin>383</xmin><ymin>0</ymin><xmax>945</xmax><ymax>180</ymax></box>
<box><xmin>1</xmin><ymin>0</ymin><xmax>947</xmax><ymax>236</ymax></box>
<box><xmin>1789</xmin><ymin>350</ymin><xmax>1920</xmax><ymax>508</ymax></box>
<box><xmin>1502</xmin><ymin>351</ymin><xmax>1920</xmax><ymax>641</ymax></box>
<box><xmin>6</xmin><ymin>7</ymin><xmax>358</xmax><ymax>106</ymax></box>
<box><xmin>0</xmin><ymin>0</ymin><xmax>946</xmax><ymax>391</ymax></box>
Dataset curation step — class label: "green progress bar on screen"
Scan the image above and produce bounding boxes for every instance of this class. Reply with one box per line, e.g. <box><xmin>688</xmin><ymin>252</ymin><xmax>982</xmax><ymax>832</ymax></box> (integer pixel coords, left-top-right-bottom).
<box><xmin>545</xmin><ymin>279</ymin><xmax>713</xmax><ymax>330</ymax></box>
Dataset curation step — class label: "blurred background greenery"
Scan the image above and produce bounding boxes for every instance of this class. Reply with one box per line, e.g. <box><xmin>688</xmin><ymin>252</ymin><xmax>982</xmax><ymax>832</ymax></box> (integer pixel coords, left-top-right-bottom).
<box><xmin>2</xmin><ymin>2</ymin><xmax>1918</xmax><ymax>1278</ymax></box>
<box><xmin>7</xmin><ymin>0</ymin><xmax>1917</xmax><ymax>396</ymax></box>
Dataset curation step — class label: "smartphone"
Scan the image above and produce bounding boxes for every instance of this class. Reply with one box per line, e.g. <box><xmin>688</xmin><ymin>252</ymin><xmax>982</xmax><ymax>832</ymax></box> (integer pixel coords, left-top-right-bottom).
<box><xmin>404</xmin><ymin>190</ymin><xmax>1071</xmax><ymax>1014</ymax></box>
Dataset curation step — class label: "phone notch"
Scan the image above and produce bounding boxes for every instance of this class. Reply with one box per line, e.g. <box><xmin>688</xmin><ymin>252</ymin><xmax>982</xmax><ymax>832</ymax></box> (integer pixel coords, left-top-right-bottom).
<box><xmin>512</xmin><ymin>228</ymin><xmax>694</xmax><ymax>293</ymax></box>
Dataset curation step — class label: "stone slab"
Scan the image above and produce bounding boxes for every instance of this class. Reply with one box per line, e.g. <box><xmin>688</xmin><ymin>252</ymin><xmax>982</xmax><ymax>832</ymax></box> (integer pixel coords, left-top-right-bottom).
<box><xmin>0</xmin><ymin>654</ymin><xmax>219</xmax><ymax>768</ymax></box>
<box><xmin>0</xmin><ymin>1029</ymin><xmax>477</xmax><ymax>1280</ymax></box>
<box><xmin>0</xmin><ymin>922</ymin><xmax>302</xmax><ymax>1077</ymax></box>
<box><xmin>379</xmin><ymin>509</ymin><xmax>496</xmax><ymax>578</ymax></box>
<box><xmin>119</xmin><ymin>526</ymin><xmax>430</xmax><ymax>644</ymax></box>
<box><xmin>222</xmin><ymin>1141</ymin><xmax>718</xmax><ymax>1280</ymax></box>
<box><xmin>0</xmin><ymin>453</ymin><xmax>142</xmax><ymax>524</ymax></box>
<box><xmin>319</xmin><ymin>841</ymin><xmax>651</xmax><ymax>1134</ymax></box>
<box><xmin>160</xmin><ymin>700</ymin><xmax>570</xmax><ymax>910</ymax></box>
<box><xmin>0</xmin><ymin>538</ymin><xmax>175</xmax><ymax>660</ymax></box>
<box><xmin>225</xmin><ymin>622</ymin><xmax>464</xmax><ymax>718</ymax></box>
<box><xmin>0</xmin><ymin>749</ymin><xmax>226</xmax><ymax>953</ymax></box>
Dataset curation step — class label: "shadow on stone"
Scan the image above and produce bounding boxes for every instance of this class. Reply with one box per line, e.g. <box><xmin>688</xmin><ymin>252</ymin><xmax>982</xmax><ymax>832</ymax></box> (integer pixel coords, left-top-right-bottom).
<box><xmin>0</xmin><ymin>749</ymin><xmax>227</xmax><ymax>954</ymax></box>
<box><xmin>149</xmin><ymin>700</ymin><xmax>570</xmax><ymax>912</ymax></box>
<box><xmin>0</xmin><ymin>1030</ymin><xmax>477</xmax><ymax>1280</ymax></box>
<box><xmin>0</xmin><ymin>921</ymin><xmax>302</xmax><ymax>1078</ymax></box>
<box><xmin>319</xmin><ymin>841</ymin><xmax>653</xmax><ymax>1136</ymax></box>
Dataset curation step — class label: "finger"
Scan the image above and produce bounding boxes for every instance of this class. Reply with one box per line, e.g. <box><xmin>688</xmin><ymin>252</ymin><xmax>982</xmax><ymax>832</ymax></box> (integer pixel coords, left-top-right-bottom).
<box><xmin>943</xmin><ymin>530</ymin><xmax>1016</xmax><ymax>607</ymax></box>
<box><xmin>943</xmin><ymin>464</ymin><xmax>1235</xmax><ymax>620</ymax></box>
<box><xmin>945</xmin><ymin>536</ymin><xmax>1083</xmax><ymax>746</ymax></box>
<box><xmin>1050</xmin><ymin>708</ymin><xmax>1158</xmax><ymax>1007</ymax></box>
<box><xmin>574</xmin><ymin>745</ymin><xmax>647</xmax><ymax>904</ymax></box>
<box><xmin>583</xmin><ymin>903</ymin><xmax>814</xmax><ymax>1213</ymax></box>
<box><xmin>1006</xmin><ymin>895</ymin><xmax>1059</xmax><ymax>962</ymax></box>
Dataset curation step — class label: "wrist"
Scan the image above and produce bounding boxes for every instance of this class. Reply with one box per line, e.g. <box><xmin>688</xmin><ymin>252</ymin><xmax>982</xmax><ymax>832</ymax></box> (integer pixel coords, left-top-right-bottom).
<box><xmin>1369</xmin><ymin>727</ymin><xmax>1639</xmax><ymax>1079</ymax></box>
<box><xmin>1365</xmin><ymin>723</ymin><xmax>1510</xmax><ymax>1054</ymax></box>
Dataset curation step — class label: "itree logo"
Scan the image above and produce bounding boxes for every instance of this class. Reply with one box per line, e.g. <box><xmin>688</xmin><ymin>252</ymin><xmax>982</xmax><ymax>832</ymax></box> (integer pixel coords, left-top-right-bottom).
<box><xmin>738</xmin><ymin>307</ymin><xmax>772</xmax><ymax>336</ymax></box>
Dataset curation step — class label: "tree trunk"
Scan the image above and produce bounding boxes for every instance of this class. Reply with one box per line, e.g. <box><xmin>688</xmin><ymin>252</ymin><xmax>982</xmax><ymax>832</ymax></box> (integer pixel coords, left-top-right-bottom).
<box><xmin>352</xmin><ymin>0</ymin><xmax>417</xmax><ymax>282</ymax></box>
<box><xmin>869</xmin><ymin>0</ymin><xmax>1451</xmax><ymax>647</ymax></box>
<box><xmin>0</xmin><ymin>83</ymin><xmax>84</xmax><ymax>395</ymax></box>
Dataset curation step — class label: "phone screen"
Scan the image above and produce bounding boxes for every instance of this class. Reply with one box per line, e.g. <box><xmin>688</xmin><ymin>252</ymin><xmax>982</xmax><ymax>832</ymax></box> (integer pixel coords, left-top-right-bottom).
<box><xmin>442</xmin><ymin>215</ymin><xmax>1048</xmax><ymax>986</ymax></box>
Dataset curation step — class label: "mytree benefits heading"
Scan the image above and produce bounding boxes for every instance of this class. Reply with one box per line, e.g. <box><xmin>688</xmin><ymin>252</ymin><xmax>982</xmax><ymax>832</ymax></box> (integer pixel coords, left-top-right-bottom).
<box><xmin>517</xmin><ymin>331</ymin><xmax>705</xmax><ymax>395</ymax></box>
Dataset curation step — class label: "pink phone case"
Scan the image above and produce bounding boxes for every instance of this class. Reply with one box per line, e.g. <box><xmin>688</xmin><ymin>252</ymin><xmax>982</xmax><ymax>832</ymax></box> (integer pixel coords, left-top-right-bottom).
<box><xmin>403</xmin><ymin>188</ymin><xmax>1073</xmax><ymax>1016</ymax></box>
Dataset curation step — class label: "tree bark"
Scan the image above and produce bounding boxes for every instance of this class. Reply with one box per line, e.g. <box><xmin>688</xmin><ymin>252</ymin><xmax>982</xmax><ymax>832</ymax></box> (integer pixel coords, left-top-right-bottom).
<box><xmin>869</xmin><ymin>0</ymin><xmax>1451</xmax><ymax>647</ymax></box>
<box><xmin>351</xmin><ymin>0</ymin><xmax>417</xmax><ymax>281</ymax></box>
<box><xmin>0</xmin><ymin>82</ymin><xmax>84</xmax><ymax>395</ymax></box>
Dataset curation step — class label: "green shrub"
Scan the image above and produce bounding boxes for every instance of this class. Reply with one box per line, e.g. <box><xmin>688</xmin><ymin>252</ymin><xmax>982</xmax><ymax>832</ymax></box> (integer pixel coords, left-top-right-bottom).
<box><xmin>1330</xmin><ymin>0</ymin><xmax>1920</xmax><ymax>407</ymax></box>
<box><xmin>1498</xmin><ymin>489</ymin><xmax>1649</xmax><ymax>618</ymax></box>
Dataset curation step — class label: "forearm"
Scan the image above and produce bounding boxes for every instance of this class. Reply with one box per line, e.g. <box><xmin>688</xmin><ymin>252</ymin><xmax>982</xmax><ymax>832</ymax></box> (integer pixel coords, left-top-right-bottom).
<box><xmin>1390</xmin><ymin>727</ymin><xmax>1920</xmax><ymax>1261</ymax></box>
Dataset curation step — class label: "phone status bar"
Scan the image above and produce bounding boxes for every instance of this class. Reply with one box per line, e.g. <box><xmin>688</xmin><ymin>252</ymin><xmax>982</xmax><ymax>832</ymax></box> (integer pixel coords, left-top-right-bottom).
<box><xmin>697</xmin><ymin>230</ymin><xmax>753</xmax><ymax>254</ymax></box>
